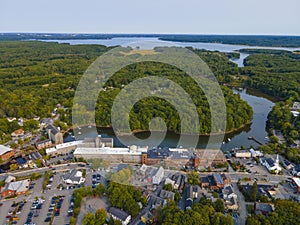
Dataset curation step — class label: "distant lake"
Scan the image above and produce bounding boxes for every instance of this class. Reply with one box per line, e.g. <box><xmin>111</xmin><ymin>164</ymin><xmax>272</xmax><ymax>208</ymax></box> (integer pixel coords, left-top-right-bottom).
<box><xmin>41</xmin><ymin>37</ymin><xmax>300</xmax><ymax>67</ymax></box>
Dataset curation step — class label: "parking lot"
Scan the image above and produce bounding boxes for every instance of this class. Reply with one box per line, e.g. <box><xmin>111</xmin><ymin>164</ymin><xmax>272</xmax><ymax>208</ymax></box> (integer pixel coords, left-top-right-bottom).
<box><xmin>0</xmin><ymin>170</ymin><xmax>76</xmax><ymax>225</ymax></box>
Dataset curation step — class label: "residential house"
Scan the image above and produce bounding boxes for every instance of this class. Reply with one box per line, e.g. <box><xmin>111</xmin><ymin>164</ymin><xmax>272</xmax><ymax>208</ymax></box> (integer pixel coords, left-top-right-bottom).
<box><xmin>1</xmin><ymin>179</ymin><xmax>30</xmax><ymax>197</ymax></box>
<box><xmin>293</xmin><ymin>164</ymin><xmax>300</xmax><ymax>177</ymax></box>
<box><xmin>254</xmin><ymin>202</ymin><xmax>274</xmax><ymax>215</ymax></box>
<box><xmin>11</xmin><ymin>128</ymin><xmax>24</xmax><ymax>139</ymax></box>
<box><xmin>164</xmin><ymin>177</ymin><xmax>175</xmax><ymax>188</ymax></box>
<box><xmin>0</xmin><ymin>145</ymin><xmax>15</xmax><ymax>161</ymax></box>
<box><xmin>159</xmin><ymin>189</ymin><xmax>175</xmax><ymax>200</ymax></box>
<box><xmin>31</xmin><ymin>151</ymin><xmax>43</xmax><ymax>161</ymax></box>
<box><xmin>63</xmin><ymin>169</ymin><xmax>85</xmax><ymax>185</ymax></box>
<box><xmin>16</xmin><ymin>158</ymin><xmax>28</xmax><ymax>169</ymax></box>
<box><xmin>6</xmin><ymin>117</ymin><xmax>16</xmax><ymax>122</ymax></box>
<box><xmin>35</xmin><ymin>139</ymin><xmax>52</xmax><ymax>150</ymax></box>
<box><xmin>222</xmin><ymin>185</ymin><xmax>237</xmax><ymax>199</ymax></box>
<box><xmin>108</xmin><ymin>207</ymin><xmax>131</xmax><ymax>225</ymax></box>
<box><xmin>225</xmin><ymin>197</ymin><xmax>238</xmax><ymax>210</ymax></box>
<box><xmin>185</xmin><ymin>185</ymin><xmax>195</xmax><ymax>210</ymax></box>
<box><xmin>152</xmin><ymin>167</ymin><xmax>164</xmax><ymax>185</ymax></box>
<box><xmin>46</xmin><ymin>124</ymin><xmax>63</xmax><ymax>144</ymax></box>
<box><xmin>291</xmin><ymin>102</ymin><xmax>300</xmax><ymax>110</ymax></box>
<box><xmin>282</xmin><ymin>159</ymin><xmax>294</xmax><ymax>170</ymax></box>
<box><xmin>151</xmin><ymin>196</ymin><xmax>165</xmax><ymax>209</ymax></box>
<box><xmin>200</xmin><ymin>173</ymin><xmax>230</xmax><ymax>190</ymax></box>
<box><xmin>40</xmin><ymin>118</ymin><xmax>53</xmax><ymax>127</ymax></box>
<box><xmin>222</xmin><ymin>185</ymin><xmax>238</xmax><ymax>210</ymax></box>
<box><xmin>292</xmin><ymin>177</ymin><xmax>300</xmax><ymax>194</ymax></box>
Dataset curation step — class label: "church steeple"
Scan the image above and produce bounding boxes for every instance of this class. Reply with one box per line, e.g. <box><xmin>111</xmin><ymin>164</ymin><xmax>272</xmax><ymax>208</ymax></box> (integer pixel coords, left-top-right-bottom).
<box><xmin>275</xmin><ymin>154</ymin><xmax>279</xmax><ymax>166</ymax></box>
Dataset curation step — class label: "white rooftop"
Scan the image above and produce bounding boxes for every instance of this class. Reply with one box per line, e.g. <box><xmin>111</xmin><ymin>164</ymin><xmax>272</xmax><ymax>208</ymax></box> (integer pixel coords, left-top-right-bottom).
<box><xmin>7</xmin><ymin>179</ymin><xmax>30</xmax><ymax>193</ymax></box>
<box><xmin>292</xmin><ymin>177</ymin><xmax>300</xmax><ymax>187</ymax></box>
<box><xmin>74</xmin><ymin>147</ymin><xmax>142</xmax><ymax>155</ymax></box>
<box><xmin>0</xmin><ymin>145</ymin><xmax>12</xmax><ymax>155</ymax></box>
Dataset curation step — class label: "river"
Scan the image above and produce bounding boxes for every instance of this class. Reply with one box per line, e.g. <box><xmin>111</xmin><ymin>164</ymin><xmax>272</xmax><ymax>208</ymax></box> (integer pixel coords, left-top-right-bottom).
<box><xmin>57</xmin><ymin>37</ymin><xmax>278</xmax><ymax>150</ymax></box>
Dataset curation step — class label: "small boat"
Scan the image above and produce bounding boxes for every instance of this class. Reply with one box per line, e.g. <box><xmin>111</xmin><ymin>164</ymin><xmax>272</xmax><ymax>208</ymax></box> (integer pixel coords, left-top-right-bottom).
<box><xmin>227</xmin><ymin>138</ymin><xmax>231</xmax><ymax>142</ymax></box>
<box><xmin>78</xmin><ymin>127</ymin><xmax>82</xmax><ymax>130</ymax></box>
<box><xmin>78</xmin><ymin>132</ymin><xmax>82</xmax><ymax>135</ymax></box>
<box><xmin>222</xmin><ymin>141</ymin><xmax>226</xmax><ymax>144</ymax></box>
<box><xmin>88</xmin><ymin>125</ymin><xmax>92</xmax><ymax>128</ymax></box>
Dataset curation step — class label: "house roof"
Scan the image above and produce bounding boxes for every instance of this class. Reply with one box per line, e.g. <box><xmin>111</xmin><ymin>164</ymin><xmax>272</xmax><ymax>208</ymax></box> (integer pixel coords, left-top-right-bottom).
<box><xmin>223</xmin><ymin>185</ymin><xmax>234</xmax><ymax>195</ymax></box>
<box><xmin>154</xmin><ymin>167</ymin><xmax>164</xmax><ymax>178</ymax></box>
<box><xmin>31</xmin><ymin>151</ymin><xmax>42</xmax><ymax>160</ymax></box>
<box><xmin>0</xmin><ymin>145</ymin><xmax>12</xmax><ymax>156</ymax></box>
<box><xmin>12</xmin><ymin>129</ymin><xmax>24</xmax><ymax>136</ymax></box>
<box><xmin>292</xmin><ymin>177</ymin><xmax>300</xmax><ymax>187</ymax></box>
<box><xmin>5</xmin><ymin>175</ymin><xmax>16</xmax><ymax>183</ymax></box>
<box><xmin>255</xmin><ymin>203</ymin><xmax>274</xmax><ymax>213</ymax></box>
<box><xmin>108</xmin><ymin>207</ymin><xmax>130</xmax><ymax>221</ymax></box>
<box><xmin>40</xmin><ymin>118</ymin><xmax>53</xmax><ymax>125</ymax></box>
<box><xmin>63</xmin><ymin>169</ymin><xmax>83</xmax><ymax>183</ymax></box>
<box><xmin>7</xmin><ymin>179</ymin><xmax>30</xmax><ymax>193</ymax></box>
<box><xmin>265</xmin><ymin>158</ymin><xmax>275</xmax><ymax>167</ymax></box>
<box><xmin>16</xmin><ymin>158</ymin><xmax>26</xmax><ymax>165</ymax></box>
<box><xmin>46</xmin><ymin>124</ymin><xmax>60</xmax><ymax>135</ymax></box>
<box><xmin>159</xmin><ymin>190</ymin><xmax>175</xmax><ymax>199</ymax></box>
<box><xmin>213</xmin><ymin>173</ymin><xmax>224</xmax><ymax>185</ymax></box>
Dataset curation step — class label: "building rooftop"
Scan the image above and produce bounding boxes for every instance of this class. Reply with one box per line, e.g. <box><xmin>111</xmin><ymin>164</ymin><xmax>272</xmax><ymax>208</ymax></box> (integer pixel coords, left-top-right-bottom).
<box><xmin>213</xmin><ymin>173</ymin><xmax>224</xmax><ymax>185</ymax></box>
<box><xmin>108</xmin><ymin>207</ymin><xmax>130</xmax><ymax>221</ymax></box>
<box><xmin>292</xmin><ymin>177</ymin><xmax>300</xmax><ymax>187</ymax></box>
<box><xmin>74</xmin><ymin>147</ymin><xmax>142</xmax><ymax>155</ymax></box>
<box><xmin>159</xmin><ymin>190</ymin><xmax>175</xmax><ymax>199</ymax></box>
<box><xmin>255</xmin><ymin>203</ymin><xmax>274</xmax><ymax>213</ymax></box>
<box><xmin>7</xmin><ymin>179</ymin><xmax>30</xmax><ymax>193</ymax></box>
<box><xmin>0</xmin><ymin>145</ymin><xmax>12</xmax><ymax>155</ymax></box>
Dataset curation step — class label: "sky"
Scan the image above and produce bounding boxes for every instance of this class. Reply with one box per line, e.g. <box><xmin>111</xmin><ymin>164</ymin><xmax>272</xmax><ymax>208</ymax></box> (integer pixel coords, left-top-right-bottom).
<box><xmin>1</xmin><ymin>0</ymin><xmax>300</xmax><ymax>35</ymax></box>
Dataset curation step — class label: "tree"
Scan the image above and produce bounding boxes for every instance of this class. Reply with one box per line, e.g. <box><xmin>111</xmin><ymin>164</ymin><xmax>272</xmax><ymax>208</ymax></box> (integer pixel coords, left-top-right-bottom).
<box><xmin>214</xmin><ymin>199</ymin><xmax>225</xmax><ymax>212</ymax></box>
<box><xmin>69</xmin><ymin>217</ymin><xmax>77</xmax><ymax>225</ymax></box>
<box><xmin>82</xmin><ymin>212</ymin><xmax>95</xmax><ymax>225</ymax></box>
<box><xmin>94</xmin><ymin>183</ymin><xmax>105</xmax><ymax>196</ymax></box>
<box><xmin>102</xmin><ymin>160</ymin><xmax>109</xmax><ymax>169</ymax></box>
<box><xmin>35</xmin><ymin>158</ymin><xmax>43</xmax><ymax>168</ymax></box>
<box><xmin>95</xmin><ymin>208</ymin><xmax>107</xmax><ymax>225</ymax></box>
<box><xmin>174</xmin><ymin>191</ymin><xmax>181</xmax><ymax>202</ymax></box>
<box><xmin>10</xmin><ymin>163</ymin><xmax>18</xmax><ymax>171</ymax></box>
<box><xmin>163</xmin><ymin>183</ymin><xmax>173</xmax><ymax>191</ymax></box>
<box><xmin>187</xmin><ymin>171</ymin><xmax>200</xmax><ymax>185</ymax></box>
<box><xmin>249</xmin><ymin>181</ymin><xmax>258</xmax><ymax>202</ymax></box>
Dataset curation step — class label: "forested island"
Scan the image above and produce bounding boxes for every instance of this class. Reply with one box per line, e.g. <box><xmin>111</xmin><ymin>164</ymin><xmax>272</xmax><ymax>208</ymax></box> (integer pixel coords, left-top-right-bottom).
<box><xmin>0</xmin><ymin>41</ymin><xmax>253</xmax><ymax>137</ymax></box>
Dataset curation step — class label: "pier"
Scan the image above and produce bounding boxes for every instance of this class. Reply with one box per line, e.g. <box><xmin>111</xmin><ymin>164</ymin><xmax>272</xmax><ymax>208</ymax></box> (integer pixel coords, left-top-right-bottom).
<box><xmin>248</xmin><ymin>136</ymin><xmax>263</xmax><ymax>145</ymax></box>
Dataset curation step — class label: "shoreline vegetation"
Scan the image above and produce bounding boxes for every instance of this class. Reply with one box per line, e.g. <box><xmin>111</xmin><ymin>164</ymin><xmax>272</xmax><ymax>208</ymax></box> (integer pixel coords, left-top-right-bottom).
<box><xmin>65</xmin><ymin>121</ymin><xmax>251</xmax><ymax>138</ymax></box>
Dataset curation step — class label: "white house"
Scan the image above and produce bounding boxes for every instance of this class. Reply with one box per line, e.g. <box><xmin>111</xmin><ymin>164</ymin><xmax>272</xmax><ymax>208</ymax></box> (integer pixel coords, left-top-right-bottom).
<box><xmin>63</xmin><ymin>169</ymin><xmax>85</xmax><ymax>185</ymax></box>
<box><xmin>250</xmin><ymin>148</ymin><xmax>263</xmax><ymax>158</ymax></box>
<box><xmin>222</xmin><ymin>185</ymin><xmax>237</xmax><ymax>199</ymax></box>
<box><xmin>108</xmin><ymin>207</ymin><xmax>131</xmax><ymax>225</ymax></box>
<box><xmin>152</xmin><ymin>167</ymin><xmax>164</xmax><ymax>185</ymax></box>
<box><xmin>260</xmin><ymin>155</ymin><xmax>281</xmax><ymax>173</ymax></box>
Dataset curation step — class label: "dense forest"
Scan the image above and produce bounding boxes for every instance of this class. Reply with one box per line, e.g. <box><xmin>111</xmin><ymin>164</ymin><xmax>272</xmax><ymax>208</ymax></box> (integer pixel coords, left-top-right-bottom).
<box><xmin>0</xmin><ymin>41</ymin><xmax>253</xmax><ymax>136</ymax></box>
<box><xmin>159</xmin><ymin>35</ymin><xmax>300</xmax><ymax>47</ymax></box>
<box><xmin>241</xmin><ymin>49</ymin><xmax>300</xmax><ymax>100</ymax></box>
<box><xmin>156</xmin><ymin>199</ymin><xmax>233</xmax><ymax>225</ymax></box>
<box><xmin>246</xmin><ymin>200</ymin><xmax>300</xmax><ymax>225</ymax></box>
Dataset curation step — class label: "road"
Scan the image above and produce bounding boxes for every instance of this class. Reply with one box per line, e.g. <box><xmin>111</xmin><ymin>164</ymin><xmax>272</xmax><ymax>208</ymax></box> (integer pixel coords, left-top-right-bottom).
<box><xmin>232</xmin><ymin>182</ymin><xmax>246</xmax><ymax>225</ymax></box>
